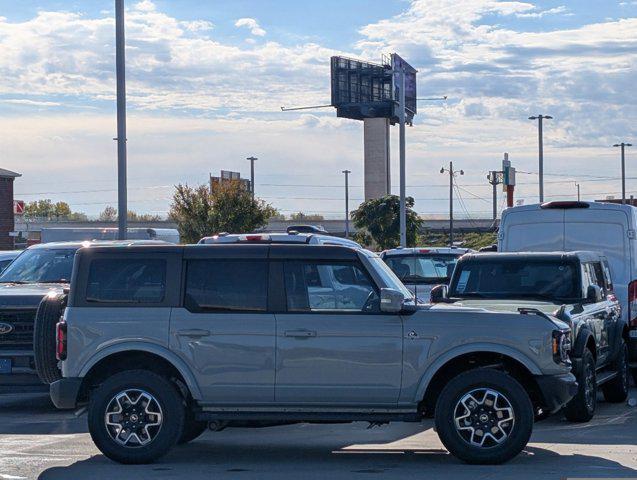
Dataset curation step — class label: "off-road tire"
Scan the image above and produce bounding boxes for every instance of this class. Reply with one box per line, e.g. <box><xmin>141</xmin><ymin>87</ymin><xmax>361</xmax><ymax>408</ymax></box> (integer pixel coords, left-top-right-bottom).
<box><xmin>178</xmin><ymin>407</ymin><xmax>207</xmax><ymax>445</ymax></box>
<box><xmin>434</xmin><ymin>369</ymin><xmax>534</xmax><ymax>465</ymax></box>
<box><xmin>88</xmin><ymin>370</ymin><xmax>185</xmax><ymax>464</ymax></box>
<box><xmin>563</xmin><ymin>348</ymin><xmax>597</xmax><ymax>422</ymax></box>
<box><xmin>602</xmin><ymin>341</ymin><xmax>630</xmax><ymax>403</ymax></box>
<box><xmin>33</xmin><ymin>294</ymin><xmax>66</xmax><ymax>384</ymax></box>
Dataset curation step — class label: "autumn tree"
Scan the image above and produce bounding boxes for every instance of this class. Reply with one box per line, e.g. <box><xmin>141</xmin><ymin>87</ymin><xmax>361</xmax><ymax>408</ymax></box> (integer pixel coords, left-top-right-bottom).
<box><xmin>169</xmin><ymin>180</ymin><xmax>277</xmax><ymax>243</ymax></box>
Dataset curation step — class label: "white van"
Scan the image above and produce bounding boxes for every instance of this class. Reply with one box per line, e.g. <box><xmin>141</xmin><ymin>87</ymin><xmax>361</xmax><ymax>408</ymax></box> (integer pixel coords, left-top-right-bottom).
<box><xmin>499</xmin><ymin>200</ymin><xmax>636</xmax><ymax>377</ymax></box>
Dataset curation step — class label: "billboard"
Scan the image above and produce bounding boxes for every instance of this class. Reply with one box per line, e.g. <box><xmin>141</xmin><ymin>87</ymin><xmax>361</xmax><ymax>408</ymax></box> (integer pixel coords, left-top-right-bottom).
<box><xmin>330</xmin><ymin>55</ymin><xmax>417</xmax><ymax>124</ymax></box>
<box><xmin>391</xmin><ymin>53</ymin><xmax>417</xmax><ymax>120</ymax></box>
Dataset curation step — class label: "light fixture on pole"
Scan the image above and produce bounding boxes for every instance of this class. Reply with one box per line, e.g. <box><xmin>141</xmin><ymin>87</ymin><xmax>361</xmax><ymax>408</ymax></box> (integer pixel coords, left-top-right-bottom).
<box><xmin>246</xmin><ymin>156</ymin><xmax>258</xmax><ymax>200</ymax></box>
<box><xmin>440</xmin><ymin>162</ymin><xmax>464</xmax><ymax>247</ymax></box>
<box><xmin>613</xmin><ymin>143</ymin><xmax>632</xmax><ymax>204</ymax></box>
<box><xmin>342</xmin><ymin>170</ymin><xmax>351</xmax><ymax>238</ymax></box>
<box><xmin>528</xmin><ymin>114</ymin><xmax>552</xmax><ymax>203</ymax></box>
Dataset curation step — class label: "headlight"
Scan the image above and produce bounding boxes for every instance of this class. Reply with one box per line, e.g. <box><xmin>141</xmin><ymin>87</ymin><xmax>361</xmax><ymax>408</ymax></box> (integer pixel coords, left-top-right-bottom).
<box><xmin>552</xmin><ymin>329</ymin><xmax>571</xmax><ymax>365</ymax></box>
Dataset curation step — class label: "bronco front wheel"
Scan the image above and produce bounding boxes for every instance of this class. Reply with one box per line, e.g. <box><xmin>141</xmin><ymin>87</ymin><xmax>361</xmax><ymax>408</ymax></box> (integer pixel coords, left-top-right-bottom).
<box><xmin>88</xmin><ymin>370</ymin><xmax>184</xmax><ymax>464</ymax></box>
<box><xmin>434</xmin><ymin>369</ymin><xmax>534</xmax><ymax>464</ymax></box>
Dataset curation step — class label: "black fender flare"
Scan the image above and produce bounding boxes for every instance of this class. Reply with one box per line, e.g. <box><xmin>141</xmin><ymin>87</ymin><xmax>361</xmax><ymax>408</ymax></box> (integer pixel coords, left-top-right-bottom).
<box><xmin>572</xmin><ymin>327</ymin><xmax>595</xmax><ymax>360</ymax></box>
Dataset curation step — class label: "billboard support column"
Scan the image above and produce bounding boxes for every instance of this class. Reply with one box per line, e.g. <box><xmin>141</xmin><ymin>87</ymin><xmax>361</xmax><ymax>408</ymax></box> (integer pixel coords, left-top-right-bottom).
<box><xmin>363</xmin><ymin>119</ymin><xmax>391</xmax><ymax>200</ymax></box>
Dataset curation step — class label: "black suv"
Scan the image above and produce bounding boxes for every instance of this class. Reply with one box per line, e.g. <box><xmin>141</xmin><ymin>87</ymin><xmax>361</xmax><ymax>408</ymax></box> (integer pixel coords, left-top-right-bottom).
<box><xmin>430</xmin><ymin>251</ymin><xmax>631</xmax><ymax>421</ymax></box>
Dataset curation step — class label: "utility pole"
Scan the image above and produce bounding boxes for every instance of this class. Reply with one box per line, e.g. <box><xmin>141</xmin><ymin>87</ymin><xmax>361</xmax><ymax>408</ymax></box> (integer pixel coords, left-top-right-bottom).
<box><xmin>440</xmin><ymin>162</ymin><xmax>464</xmax><ymax>246</ymax></box>
<box><xmin>613</xmin><ymin>143</ymin><xmax>632</xmax><ymax>204</ymax></box>
<box><xmin>487</xmin><ymin>170</ymin><xmax>502</xmax><ymax>221</ymax></box>
<box><xmin>246</xmin><ymin>156</ymin><xmax>258</xmax><ymax>200</ymax></box>
<box><xmin>342</xmin><ymin>170</ymin><xmax>351</xmax><ymax>238</ymax></box>
<box><xmin>528</xmin><ymin>114</ymin><xmax>552</xmax><ymax>203</ymax></box>
<box><xmin>575</xmin><ymin>182</ymin><xmax>581</xmax><ymax>201</ymax></box>
<box><xmin>397</xmin><ymin>69</ymin><xmax>407</xmax><ymax>248</ymax></box>
<box><xmin>115</xmin><ymin>0</ymin><xmax>127</xmax><ymax>240</ymax></box>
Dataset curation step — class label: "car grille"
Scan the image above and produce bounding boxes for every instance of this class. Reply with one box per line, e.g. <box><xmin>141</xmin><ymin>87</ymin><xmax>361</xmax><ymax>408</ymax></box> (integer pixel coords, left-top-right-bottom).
<box><xmin>0</xmin><ymin>309</ymin><xmax>38</xmax><ymax>350</ymax></box>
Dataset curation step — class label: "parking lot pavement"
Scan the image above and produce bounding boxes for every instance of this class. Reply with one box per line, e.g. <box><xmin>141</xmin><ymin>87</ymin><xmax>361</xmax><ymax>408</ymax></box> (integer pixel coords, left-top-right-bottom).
<box><xmin>0</xmin><ymin>391</ymin><xmax>635</xmax><ymax>480</ymax></box>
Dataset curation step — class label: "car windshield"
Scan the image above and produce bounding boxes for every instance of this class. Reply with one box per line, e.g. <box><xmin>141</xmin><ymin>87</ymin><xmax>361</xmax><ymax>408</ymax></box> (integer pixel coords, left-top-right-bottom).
<box><xmin>368</xmin><ymin>257</ymin><xmax>414</xmax><ymax>300</ymax></box>
<box><xmin>448</xmin><ymin>259</ymin><xmax>582</xmax><ymax>303</ymax></box>
<box><xmin>0</xmin><ymin>248</ymin><xmax>77</xmax><ymax>284</ymax></box>
<box><xmin>383</xmin><ymin>254</ymin><xmax>461</xmax><ymax>284</ymax></box>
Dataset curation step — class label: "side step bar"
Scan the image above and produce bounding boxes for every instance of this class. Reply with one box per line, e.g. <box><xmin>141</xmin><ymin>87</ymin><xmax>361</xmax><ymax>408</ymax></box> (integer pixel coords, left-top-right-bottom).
<box><xmin>596</xmin><ymin>370</ymin><xmax>618</xmax><ymax>385</ymax></box>
<box><xmin>196</xmin><ymin>410</ymin><xmax>421</xmax><ymax>423</ymax></box>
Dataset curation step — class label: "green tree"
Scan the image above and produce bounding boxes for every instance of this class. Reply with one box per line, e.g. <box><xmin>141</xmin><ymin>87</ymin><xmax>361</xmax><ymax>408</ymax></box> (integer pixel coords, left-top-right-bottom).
<box><xmin>351</xmin><ymin>195</ymin><xmax>422</xmax><ymax>250</ymax></box>
<box><xmin>24</xmin><ymin>199</ymin><xmax>82</xmax><ymax>220</ymax></box>
<box><xmin>169</xmin><ymin>181</ymin><xmax>277</xmax><ymax>243</ymax></box>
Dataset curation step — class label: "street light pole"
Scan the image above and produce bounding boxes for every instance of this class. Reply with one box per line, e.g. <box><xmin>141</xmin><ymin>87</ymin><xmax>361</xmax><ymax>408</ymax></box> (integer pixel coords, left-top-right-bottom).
<box><xmin>441</xmin><ymin>162</ymin><xmax>464</xmax><ymax>247</ymax></box>
<box><xmin>397</xmin><ymin>69</ymin><xmax>407</xmax><ymax>248</ymax></box>
<box><xmin>529</xmin><ymin>114</ymin><xmax>552</xmax><ymax>203</ymax></box>
<box><xmin>246</xmin><ymin>156</ymin><xmax>258</xmax><ymax>200</ymax></box>
<box><xmin>487</xmin><ymin>170</ymin><xmax>502</xmax><ymax>221</ymax></box>
<box><xmin>613</xmin><ymin>143</ymin><xmax>632</xmax><ymax>204</ymax></box>
<box><xmin>575</xmin><ymin>182</ymin><xmax>581</xmax><ymax>201</ymax></box>
<box><xmin>342</xmin><ymin>170</ymin><xmax>351</xmax><ymax>238</ymax></box>
<box><xmin>115</xmin><ymin>0</ymin><xmax>127</xmax><ymax>240</ymax></box>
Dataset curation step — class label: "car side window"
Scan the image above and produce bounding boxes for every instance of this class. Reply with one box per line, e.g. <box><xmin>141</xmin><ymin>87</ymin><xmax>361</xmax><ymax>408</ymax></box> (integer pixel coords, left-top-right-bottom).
<box><xmin>591</xmin><ymin>262</ymin><xmax>608</xmax><ymax>295</ymax></box>
<box><xmin>86</xmin><ymin>258</ymin><xmax>166</xmax><ymax>304</ymax></box>
<box><xmin>602</xmin><ymin>260</ymin><xmax>614</xmax><ymax>292</ymax></box>
<box><xmin>284</xmin><ymin>261</ymin><xmax>379</xmax><ymax>313</ymax></box>
<box><xmin>583</xmin><ymin>262</ymin><xmax>606</xmax><ymax>299</ymax></box>
<box><xmin>184</xmin><ymin>259</ymin><xmax>268</xmax><ymax>312</ymax></box>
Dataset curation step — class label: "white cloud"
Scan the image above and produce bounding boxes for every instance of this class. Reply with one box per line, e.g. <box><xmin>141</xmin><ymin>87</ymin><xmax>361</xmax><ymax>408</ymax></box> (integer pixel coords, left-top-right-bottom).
<box><xmin>2</xmin><ymin>99</ymin><xmax>61</xmax><ymax>106</ymax></box>
<box><xmin>235</xmin><ymin>17</ymin><xmax>266</xmax><ymax>36</ymax></box>
<box><xmin>516</xmin><ymin>5</ymin><xmax>569</xmax><ymax>18</ymax></box>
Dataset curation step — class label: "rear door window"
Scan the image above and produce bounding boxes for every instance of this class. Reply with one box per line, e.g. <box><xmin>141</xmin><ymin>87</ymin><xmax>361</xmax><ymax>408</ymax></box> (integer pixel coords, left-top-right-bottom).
<box><xmin>185</xmin><ymin>260</ymin><xmax>268</xmax><ymax>312</ymax></box>
<box><xmin>86</xmin><ymin>258</ymin><xmax>166</xmax><ymax>303</ymax></box>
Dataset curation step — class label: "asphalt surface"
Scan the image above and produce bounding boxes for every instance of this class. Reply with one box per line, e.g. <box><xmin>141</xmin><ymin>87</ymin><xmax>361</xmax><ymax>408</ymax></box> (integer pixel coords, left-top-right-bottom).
<box><xmin>0</xmin><ymin>390</ymin><xmax>636</xmax><ymax>480</ymax></box>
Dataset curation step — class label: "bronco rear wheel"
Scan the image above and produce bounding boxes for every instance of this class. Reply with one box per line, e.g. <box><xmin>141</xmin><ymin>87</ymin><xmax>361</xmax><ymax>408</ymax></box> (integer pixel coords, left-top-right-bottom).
<box><xmin>434</xmin><ymin>369</ymin><xmax>533</xmax><ymax>464</ymax></box>
<box><xmin>88</xmin><ymin>370</ymin><xmax>184</xmax><ymax>464</ymax></box>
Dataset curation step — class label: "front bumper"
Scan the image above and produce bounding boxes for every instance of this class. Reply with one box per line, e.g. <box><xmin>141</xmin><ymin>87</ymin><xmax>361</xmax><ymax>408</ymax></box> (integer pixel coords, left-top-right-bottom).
<box><xmin>535</xmin><ymin>372</ymin><xmax>578</xmax><ymax>414</ymax></box>
<box><xmin>50</xmin><ymin>377</ymin><xmax>82</xmax><ymax>409</ymax></box>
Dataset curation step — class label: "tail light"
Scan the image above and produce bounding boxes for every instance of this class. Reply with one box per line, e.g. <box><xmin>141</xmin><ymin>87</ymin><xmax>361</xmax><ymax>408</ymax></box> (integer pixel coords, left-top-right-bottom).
<box><xmin>56</xmin><ymin>321</ymin><xmax>67</xmax><ymax>361</ymax></box>
<box><xmin>628</xmin><ymin>280</ymin><xmax>637</xmax><ymax>328</ymax></box>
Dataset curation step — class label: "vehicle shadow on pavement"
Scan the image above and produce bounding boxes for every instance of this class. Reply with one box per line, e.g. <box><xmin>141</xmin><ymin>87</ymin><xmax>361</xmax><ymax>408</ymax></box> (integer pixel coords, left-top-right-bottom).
<box><xmin>36</xmin><ymin>418</ymin><xmax>637</xmax><ymax>480</ymax></box>
<box><xmin>0</xmin><ymin>393</ymin><xmax>86</xmax><ymax>435</ymax></box>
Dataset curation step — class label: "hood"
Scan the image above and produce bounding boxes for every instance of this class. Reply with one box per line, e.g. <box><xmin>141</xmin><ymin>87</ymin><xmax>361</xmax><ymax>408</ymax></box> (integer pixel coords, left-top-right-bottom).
<box><xmin>0</xmin><ymin>283</ymin><xmax>67</xmax><ymax>308</ymax></box>
<box><xmin>434</xmin><ymin>298</ymin><xmax>561</xmax><ymax>316</ymax></box>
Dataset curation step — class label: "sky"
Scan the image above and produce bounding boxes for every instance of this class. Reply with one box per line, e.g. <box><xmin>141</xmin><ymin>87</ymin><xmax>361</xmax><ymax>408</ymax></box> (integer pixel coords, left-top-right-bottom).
<box><xmin>0</xmin><ymin>0</ymin><xmax>636</xmax><ymax>219</ymax></box>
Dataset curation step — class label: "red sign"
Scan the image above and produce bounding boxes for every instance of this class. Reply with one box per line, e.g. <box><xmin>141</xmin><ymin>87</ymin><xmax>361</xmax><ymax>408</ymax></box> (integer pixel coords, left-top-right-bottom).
<box><xmin>13</xmin><ymin>200</ymin><xmax>24</xmax><ymax>215</ymax></box>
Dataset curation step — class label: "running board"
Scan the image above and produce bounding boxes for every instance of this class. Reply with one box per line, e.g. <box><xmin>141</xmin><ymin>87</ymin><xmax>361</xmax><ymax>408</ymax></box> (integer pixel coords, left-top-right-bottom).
<box><xmin>596</xmin><ymin>370</ymin><xmax>618</xmax><ymax>385</ymax></box>
<box><xmin>196</xmin><ymin>408</ymin><xmax>420</xmax><ymax>423</ymax></box>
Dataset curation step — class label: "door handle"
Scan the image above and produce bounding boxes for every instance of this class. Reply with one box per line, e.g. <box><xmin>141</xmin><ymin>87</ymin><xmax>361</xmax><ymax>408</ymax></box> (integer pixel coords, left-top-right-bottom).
<box><xmin>284</xmin><ymin>329</ymin><xmax>317</xmax><ymax>338</ymax></box>
<box><xmin>177</xmin><ymin>329</ymin><xmax>211</xmax><ymax>338</ymax></box>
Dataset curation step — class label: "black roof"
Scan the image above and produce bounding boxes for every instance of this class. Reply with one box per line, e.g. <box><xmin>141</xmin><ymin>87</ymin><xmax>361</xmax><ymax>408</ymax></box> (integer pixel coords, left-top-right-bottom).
<box><xmin>78</xmin><ymin>243</ymin><xmax>360</xmax><ymax>261</ymax></box>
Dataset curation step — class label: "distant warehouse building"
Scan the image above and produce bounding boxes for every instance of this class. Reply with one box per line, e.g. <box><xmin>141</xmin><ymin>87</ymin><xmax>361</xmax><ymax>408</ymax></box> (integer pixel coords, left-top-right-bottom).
<box><xmin>0</xmin><ymin>168</ymin><xmax>21</xmax><ymax>249</ymax></box>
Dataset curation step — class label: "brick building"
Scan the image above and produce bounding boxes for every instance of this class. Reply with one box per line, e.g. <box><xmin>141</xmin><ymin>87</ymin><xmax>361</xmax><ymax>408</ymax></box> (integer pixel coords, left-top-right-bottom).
<box><xmin>0</xmin><ymin>168</ymin><xmax>21</xmax><ymax>249</ymax></box>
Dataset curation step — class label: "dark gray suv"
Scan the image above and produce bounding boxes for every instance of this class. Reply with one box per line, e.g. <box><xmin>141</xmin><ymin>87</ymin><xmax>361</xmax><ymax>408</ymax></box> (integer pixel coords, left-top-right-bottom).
<box><xmin>49</xmin><ymin>242</ymin><xmax>576</xmax><ymax>465</ymax></box>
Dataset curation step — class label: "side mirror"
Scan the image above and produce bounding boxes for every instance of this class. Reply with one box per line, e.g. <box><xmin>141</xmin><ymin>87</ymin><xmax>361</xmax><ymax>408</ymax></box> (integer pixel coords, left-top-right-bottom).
<box><xmin>430</xmin><ymin>284</ymin><xmax>448</xmax><ymax>304</ymax></box>
<box><xmin>586</xmin><ymin>285</ymin><xmax>603</xmax><ymax>303</ymax></box>
<box><xmin>380</xmin><ymin>288</ymin><xmax>405</xmax><ymax>313</ymax></box>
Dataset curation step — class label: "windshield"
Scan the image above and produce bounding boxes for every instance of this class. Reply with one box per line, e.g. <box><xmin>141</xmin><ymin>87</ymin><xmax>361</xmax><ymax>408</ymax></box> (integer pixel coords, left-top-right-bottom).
<box><xmin>383</xmin><ymin>254</ymin><xmax>460</xmax><ymax>284</ymax></box>
<box><xmin>0</xmin><ymin>248</ymin><xmax>77</xmax><ymax>284</ymax></box>
<box><xmin>369</xmin><ymin>257</ymin><xmax>414</xmax><ymax>300</ymax></box>
<box><xmin>448</xmin><ymin>259</ymin><xmax>582</xmax><ymax>303</ymax></box>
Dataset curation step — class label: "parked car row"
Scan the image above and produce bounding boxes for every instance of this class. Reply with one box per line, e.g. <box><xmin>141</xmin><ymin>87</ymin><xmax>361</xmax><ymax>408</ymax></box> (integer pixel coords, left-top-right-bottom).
<box><xmin>0</xmin><ymin>202</ymin><xmax>634</xmax><ymax>467</ymax></box>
